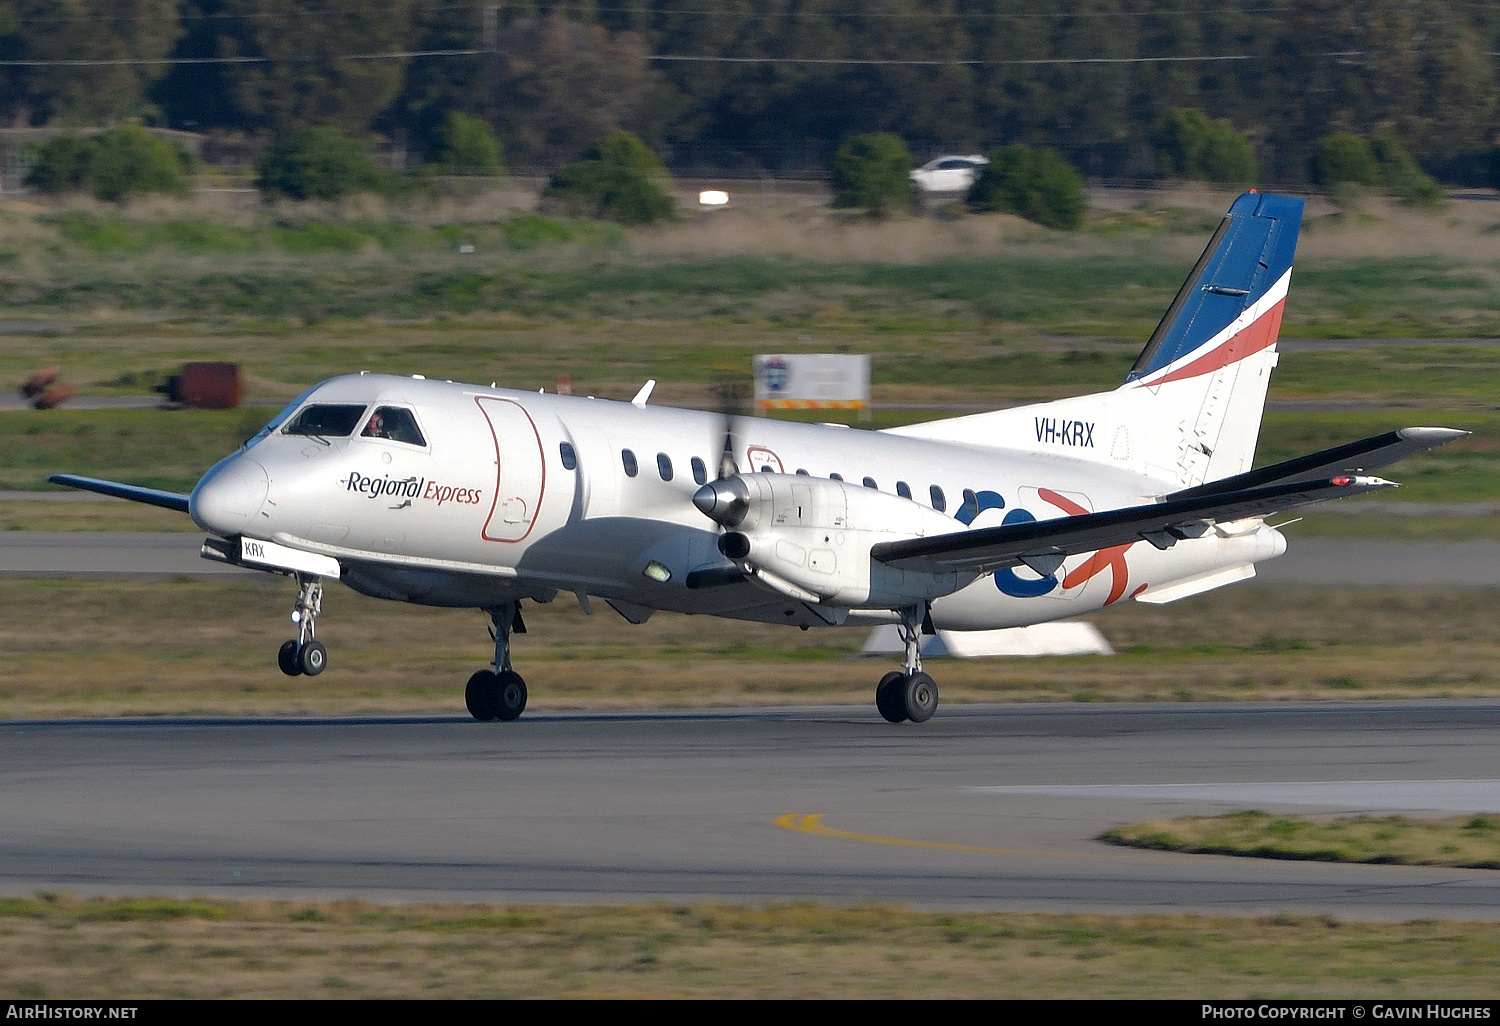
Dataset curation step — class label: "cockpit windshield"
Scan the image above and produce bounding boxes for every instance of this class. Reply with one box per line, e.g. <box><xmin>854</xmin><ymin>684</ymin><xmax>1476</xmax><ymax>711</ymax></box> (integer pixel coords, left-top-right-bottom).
<box><xmin>359</xmin><ymin>406</ymin><xmax>426</xmax><ymax>447</ymax></box>
<box><xmin>281</xmin><ymin>404</ymin><xmax>369</xmax><ymax>438</ymax></box>
<box><xmin>243</xmin><ymin>382</ymin><xmax>324</xmax><ymax>450</ymax></box>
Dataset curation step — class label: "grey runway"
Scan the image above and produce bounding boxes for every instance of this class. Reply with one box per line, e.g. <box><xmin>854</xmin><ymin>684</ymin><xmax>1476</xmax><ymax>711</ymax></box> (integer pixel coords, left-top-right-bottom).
<box><xmin>2</xmin><ymin>532</ymin><xmax>1498</xmax><ymax>586</ymax></box>
<box><xmin>0</xmin><ymin>532</ymin><xmax>253</xmax><ymax>577</ymax></box>
<box><xmin>3</xmin><ymin>702</ymin><xmax>1500</xmax><ymax>917</ymax></box>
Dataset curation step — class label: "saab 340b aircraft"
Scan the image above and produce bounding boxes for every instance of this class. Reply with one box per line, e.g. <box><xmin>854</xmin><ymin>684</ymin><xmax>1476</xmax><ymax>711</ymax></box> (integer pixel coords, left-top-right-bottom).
<box><xmin>52</xmin><ymin>192</ymin><xmax>1464</xmax><ymax>724</ymax></box>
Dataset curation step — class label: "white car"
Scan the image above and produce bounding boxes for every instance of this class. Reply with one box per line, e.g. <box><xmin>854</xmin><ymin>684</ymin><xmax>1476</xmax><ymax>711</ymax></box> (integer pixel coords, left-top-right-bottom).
<box><xmin>909</xmin><ymin>154</ymin><xmax>989</xmax><ymax>193</ymax></box>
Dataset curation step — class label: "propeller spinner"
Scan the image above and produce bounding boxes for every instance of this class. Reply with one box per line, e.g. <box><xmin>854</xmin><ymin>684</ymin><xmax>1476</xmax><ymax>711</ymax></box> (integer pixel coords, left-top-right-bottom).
<box><xmin>695</xmin><ymin>370</ymin><xmax>751</xmax><ymax>527</ymax></box>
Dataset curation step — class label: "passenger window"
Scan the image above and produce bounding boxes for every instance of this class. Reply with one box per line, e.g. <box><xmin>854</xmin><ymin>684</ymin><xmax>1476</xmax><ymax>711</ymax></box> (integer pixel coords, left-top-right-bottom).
<box><xmin>691</xmin><ymin>456</ymin><xmax>707</xmax><ymax>485</ymax></box>
<box><xmin>559</xmin><ymin>442</ymin><xmax>577</xmax><ymax>470</ymax></box>
<box><xmin>930</xmin><ymin>485</ymin><xmax>946</xmax><ymax>512</ymax></box>
<box><xmin>896</xmin><ymin>481</ymin><xmax>911</xmax><ymax>500</ymax></box>
<box><xmin>863</xmin><ymin>476</ymin><xmax>877</xmax><ymax>489</ymax></box>
<box><xmin>622</xmin><ymin>449</ymin><xmax>638</xmax><ymax>477</ymax></box>
<box><xmin>830</xmin><ymin>473</ymin><xmax>843</xmax><ymax>481</ymax></box>
<box><xmin>283</xmin><ymin>403</ymin><xmax>367</xmax><ymax>438</ymax></box>
<box><xmin>657</xmin><ymin>453</ymin><xmax>673</xmax><ymax>481</ymax></box>
<box><xmin>795</xmin><ymin>469</ymin><xmax>809</xmax><ymax>476</ymax></box>
<box><xmin>960</xmin><ymin>489</ymin><xmax>979</xmax><ymax>522</ymax></box>
<box><xmin>360</xmin><ymin>406</ymin><xmax>426</xmax><ymax>446</ymax></box>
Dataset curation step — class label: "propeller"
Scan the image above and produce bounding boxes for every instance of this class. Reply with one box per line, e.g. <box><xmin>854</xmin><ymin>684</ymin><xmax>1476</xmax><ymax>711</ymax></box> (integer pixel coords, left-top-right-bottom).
<box><xmin>693</xmin><ymin>370</ymin><xmax>752</xmax><ymax>529</ymax></box>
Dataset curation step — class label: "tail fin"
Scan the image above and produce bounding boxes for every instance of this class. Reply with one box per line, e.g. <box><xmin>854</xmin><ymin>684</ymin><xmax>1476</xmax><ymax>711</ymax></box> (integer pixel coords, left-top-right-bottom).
<box><xmin>886</xmin><ymin>191</ymin><xmax>1304</xmax><ymax>490</ymax></box>
<box><xmin>1121</xmin><ymin>191</ymin><xmax>1303</xmax><ymax>484</ymax></box>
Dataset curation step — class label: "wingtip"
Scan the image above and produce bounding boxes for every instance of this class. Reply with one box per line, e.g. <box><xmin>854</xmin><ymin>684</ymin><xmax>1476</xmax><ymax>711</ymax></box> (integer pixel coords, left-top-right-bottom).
<box><xmin>1396</xmin><ymin>426</ymin><xmax>1469</xmax><ymax>444</ymax></box>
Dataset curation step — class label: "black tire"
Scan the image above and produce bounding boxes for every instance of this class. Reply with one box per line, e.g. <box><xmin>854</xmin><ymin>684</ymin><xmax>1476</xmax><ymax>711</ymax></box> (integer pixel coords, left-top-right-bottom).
<box><xmin>903</xmin><ymin>672</ymin><xmax>938</xmax><ymax>723</ymax></box>
<box><xmin>298</xmin><ymin>640</ymin><xmax>328</xmax><ymax>676</ymax></box>
<box><xmin>466</xmin><ymin>670</ymin><xmax>499</xmax><ymax>722</ymax></box>
<box><xmin>495</xmin><ymin>670</ymin><xmax>528</xmax><ymax>721</ymax></box>
<box><xmin>876</xmin><ymin>671</ymin><xmax>908</xmax><ymax>723</ymax></box>
<box><xmin>278</xmin><ymin>640</ymin><xmax>303</xmax><ymax>677</ymax></box>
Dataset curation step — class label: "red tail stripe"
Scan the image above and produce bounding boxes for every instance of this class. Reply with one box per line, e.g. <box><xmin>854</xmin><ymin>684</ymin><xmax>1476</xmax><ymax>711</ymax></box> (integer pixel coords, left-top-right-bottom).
<box><xmin>1147</xmin><ymin>298</ymin><xmax>1285</xmax><ymax>386</ymax></box>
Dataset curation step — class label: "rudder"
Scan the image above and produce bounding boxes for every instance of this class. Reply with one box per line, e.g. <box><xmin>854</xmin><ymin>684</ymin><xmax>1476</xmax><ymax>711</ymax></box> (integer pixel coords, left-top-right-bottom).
<box><xmin>1123</xmin><ymin>191</ymin><xmax>1303</xmax><ymax>485</ymax></box>
<box><xmin>883</xmin><ymin>191</ymin><xmax>1304</xmax><ymax>491</ymax></box>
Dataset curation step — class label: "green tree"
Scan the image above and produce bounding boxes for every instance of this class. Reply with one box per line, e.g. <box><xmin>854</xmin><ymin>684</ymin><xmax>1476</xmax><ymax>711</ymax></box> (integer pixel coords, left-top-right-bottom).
<box><xmin>1311</xmin><ymin>132</ymin><xmax>1381</xmax><ymax>188</ymax></box>
<box><xmin>379</xmin><ymin>3</ymin><xmax>482</xmax><ymax>155</ymax></box>
<box><xmin>969</xmin><ymin>146</ymin><xmax>1086</xmax><ymax>231</ymax></box>
<box><xmin>489</xmin><ymin>16</ymin><xmax>659</xmax><ymax>167</ymax></box>
<box><xmin>1157</xmin><ymin>108</ymin><xmax>1257</xmax><ymax>187</ymax></box>
<box><xmin>255</xmin><ymin>128</ymin><xmax>386</xmax><ymax>201</ymax></box>
<box><xmin>428</xmin><ymin>112</ymin><xmax>504</xmax><ymax>175</ymax></box>
<box><xmin>24</xmin><ymin>135</ymin><xmax>93</xmax><ymax>194</ymax></box>
<box><xmin>214</xmin><ymin>0</ymin><xmax>415</xmax><ymax>136</ymax></box>
<box><xmin>85</xmin><ymin>125</ymin><xmax>196</xmax><ymax>201</ymax></box>
<box><xmin>1403</xmin><ymin>6</ymin><xmax>1496</xmax><ymax>167</ymax></box>
<box><xmin>6</xmin><ymin>0</ymin><xmax>182</xmax><ymax>125</ymax></box>
<box><xmin>540</xmin><ymin>130</ymin><xmax>673</xmax><ymax>224</ymax></box>
<box><xmin>26</xmin><ymin>126</ymin><xmax>195</xmax><ymax>202</ymax></box>
<box><xmin>592</xmin><ymin>129</ymin><xmax>667</xmax><ymax>176</ymax></box>
<box><xmin>1370</xmin><ymin>132</ymin><xmax>1443</xmax><ymax>207</ymax></box>
<box><xmin>829</xmin><ymin>133</ymin><xmax>913</xmax><ymax>215</ymax></box>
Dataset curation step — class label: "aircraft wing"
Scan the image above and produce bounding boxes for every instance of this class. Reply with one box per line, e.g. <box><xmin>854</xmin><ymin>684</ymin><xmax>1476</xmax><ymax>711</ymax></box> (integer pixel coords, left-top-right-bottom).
<box><xmin>871</xmin><ymin>474</ymin><xmax>1393</xmax><ymax>576</ymax></box>
<box><xmin>1164</xmin><ymin>427</ymin><xmax>1467</xmax><ymax>502</ymax></box>
<box><xmin>873</xmin><ymin>426</ymin><xmax>1464</xmax><ymax>577</ymax></box>
<box><xmin>47</xmin><ymin>474</ymin><xmax>191</xmax><ymax>514</ymax></box>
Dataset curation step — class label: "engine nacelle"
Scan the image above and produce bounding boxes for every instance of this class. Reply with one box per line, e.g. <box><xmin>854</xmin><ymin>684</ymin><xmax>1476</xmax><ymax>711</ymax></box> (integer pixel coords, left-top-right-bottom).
<box><xmin>695</xmin><ymin>473</ymin><xmax>971</xmax><ymax>608</ymax></box>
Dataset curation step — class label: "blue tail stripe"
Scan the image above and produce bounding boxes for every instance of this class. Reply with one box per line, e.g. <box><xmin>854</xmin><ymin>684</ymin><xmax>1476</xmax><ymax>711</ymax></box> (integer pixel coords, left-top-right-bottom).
<box><xmin>1126</xmin><ymin>192</ymin><xmax>1304</xmax><ymax>383</ymax></box>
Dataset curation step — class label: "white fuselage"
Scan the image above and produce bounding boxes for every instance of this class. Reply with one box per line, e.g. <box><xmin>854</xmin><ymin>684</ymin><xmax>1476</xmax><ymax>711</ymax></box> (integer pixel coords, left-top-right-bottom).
<box><xmin>191</xmin><ymin>374</ymin><xmax>1285</xmax><ymax>630</ymax></box>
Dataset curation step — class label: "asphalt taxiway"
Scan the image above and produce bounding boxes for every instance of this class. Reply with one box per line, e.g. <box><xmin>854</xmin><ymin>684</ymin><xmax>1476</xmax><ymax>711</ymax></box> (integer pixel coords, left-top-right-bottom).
<box><xmin>3</xmin><ymin>703</ymin><xmax>1499</xmax><ymax>917</ymax></box>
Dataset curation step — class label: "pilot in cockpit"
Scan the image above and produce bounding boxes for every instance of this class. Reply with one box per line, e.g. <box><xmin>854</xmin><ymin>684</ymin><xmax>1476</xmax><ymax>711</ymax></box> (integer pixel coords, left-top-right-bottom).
<box><xmin>361</xmin><ymin>406</ymin><xmax>426</xmax><ymax>447</ymax></box>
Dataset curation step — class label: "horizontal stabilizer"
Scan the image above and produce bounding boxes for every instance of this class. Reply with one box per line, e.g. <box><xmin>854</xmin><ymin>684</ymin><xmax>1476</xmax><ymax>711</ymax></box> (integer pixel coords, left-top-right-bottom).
<box><xmin>872</xmin><ymin>475</ymin><xmax>1394</xmax><ymax>576</ymax></box>
<box><xmin>47</xmin><ymin>474</ymin><xmax>191</xmax><ymax>513</ymax></box>
<box><xmin>1164</xmin><ymin>427</ymin><xmax>1466</xmax><ymax>501</ymax></box>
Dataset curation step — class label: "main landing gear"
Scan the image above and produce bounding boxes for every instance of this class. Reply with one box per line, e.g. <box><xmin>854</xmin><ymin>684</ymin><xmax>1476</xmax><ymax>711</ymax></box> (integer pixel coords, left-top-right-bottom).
<box><xmin>268</xmin><ymin>579</ymin><xmax>528</xmax><ymax>722</ymax></box>
<box><xmin>466</xmin><ymin>601</ymin><xmax>528</xmax><ymax>722</ymax></box>
<box><xmin>277</xmin><ymin>574</ymin><xmax>328</xmax><ymax>677</ymax></box>
<box><xmin>875</xmin><ymin>604</ymin><xmax>939</xmax><ymax>724</ymax></box>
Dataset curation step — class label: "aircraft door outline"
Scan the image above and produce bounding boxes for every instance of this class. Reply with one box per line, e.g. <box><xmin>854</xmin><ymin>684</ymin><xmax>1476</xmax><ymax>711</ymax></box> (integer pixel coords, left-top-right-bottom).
<box><xmin>475</xmin><ymin>397</ymin><xmax>546</xmax><ymax>543</ymax></box>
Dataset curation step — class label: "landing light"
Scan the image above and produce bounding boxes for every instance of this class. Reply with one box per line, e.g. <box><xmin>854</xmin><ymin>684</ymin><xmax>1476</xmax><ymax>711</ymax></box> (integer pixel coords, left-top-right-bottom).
<box><xmin>642</xmin><ymin>561</ymin><xmax>672</xmax><ymax>583</ymax></box>
<box><xmin>699</xmin><ymin>190</ymin><xmax>729</xmax><ymax>207</ymax></box>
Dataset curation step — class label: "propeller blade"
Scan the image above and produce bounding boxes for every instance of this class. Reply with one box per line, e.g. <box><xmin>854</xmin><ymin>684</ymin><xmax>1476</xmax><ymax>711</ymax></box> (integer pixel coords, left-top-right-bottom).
<box><xmin>711</xmin><ymin>370</ymin><xmax>749</xmax><ymax>482</ymax></box>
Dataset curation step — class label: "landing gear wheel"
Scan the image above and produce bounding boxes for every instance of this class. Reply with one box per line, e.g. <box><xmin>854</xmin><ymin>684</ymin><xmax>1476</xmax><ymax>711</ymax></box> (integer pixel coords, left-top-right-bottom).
<box><xmin>495</xmin><ymin>670</ymin><xmax>528</xmax><ymax>721</ymax></box>
<box><xmin>903</xmin><ymin>672</ymin><xmax>938</xmax><ymax>723</ymax></box>
<box><xmin>298</xmin><ymin>640</ymin><xmax>327</xmax><ymax>676</ymax></box>
<box><xmin>278</xmin><ymin>640</ymin><xmax>303</xmax><ymax>677</ymax></box>
<box><xmin>876</xmin><ymin>671</ymin><xmax>908</xmax><ymax>723</ymax></box>
<box><xmin>466</xmin><ymin>670</ymin><xmax>499</xmax><ymax>722</ymax></box>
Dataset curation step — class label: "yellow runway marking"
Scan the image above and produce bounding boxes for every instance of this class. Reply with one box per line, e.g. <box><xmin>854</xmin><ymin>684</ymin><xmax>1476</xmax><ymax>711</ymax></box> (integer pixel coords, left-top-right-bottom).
<box><xmin>774</xmin><ymin>812</ymin><xmax>1131</xmax><ymax>862</ymax></box>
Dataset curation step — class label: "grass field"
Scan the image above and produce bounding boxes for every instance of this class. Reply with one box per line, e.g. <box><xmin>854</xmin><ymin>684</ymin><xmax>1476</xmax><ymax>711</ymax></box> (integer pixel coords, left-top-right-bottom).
<box><xmin>2</xmin><ymin>189</ymin><xmax>1500</xmax><ymax>402</ymax></box>
<box><xmin>3</xmin><ymin>895</ymin><xmax>1499</xmax><ymax>998</ymax></box>
<box><xmin>0</xmin><ymin>578</ymin><xmax>1495</xmax><ymax>718</ymax></box>
<box><xmin>1105</xmin><ymin>812</ymin><xmax>1500</xmax><ymax>870</ymax></box>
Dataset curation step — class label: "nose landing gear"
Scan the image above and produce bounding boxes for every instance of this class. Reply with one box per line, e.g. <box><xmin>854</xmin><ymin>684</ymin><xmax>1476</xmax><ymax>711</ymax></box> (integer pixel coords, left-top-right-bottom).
<box><xmin>875</xmin><ymin>604</ymin><xmax>939</xmax><ymax>724</ymax></box>
<box><xmin>277</xmin><ymin>574</ymin><xmax>327</xmax><ymax>677</ymax></box>
<box><xmin>466</xmin><ymin>601</ymin><xmax>528</xmax><ymax>722</ymax></box>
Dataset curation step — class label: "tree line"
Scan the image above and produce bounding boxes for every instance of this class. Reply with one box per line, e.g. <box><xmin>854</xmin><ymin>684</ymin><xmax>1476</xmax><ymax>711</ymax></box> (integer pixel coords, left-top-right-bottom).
<box><xmin>1</xmin><ymin>1</ymin><xmax>1496</xmax><ymax>184</ymax></box>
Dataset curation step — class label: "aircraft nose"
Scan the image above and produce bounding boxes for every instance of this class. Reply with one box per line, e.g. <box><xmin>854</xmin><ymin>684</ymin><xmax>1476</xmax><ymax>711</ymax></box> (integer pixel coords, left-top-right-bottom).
<box><xmin>190</xmin><ymin>454</ymin><xmax>269</xmax><ymax>535</ymax></box>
